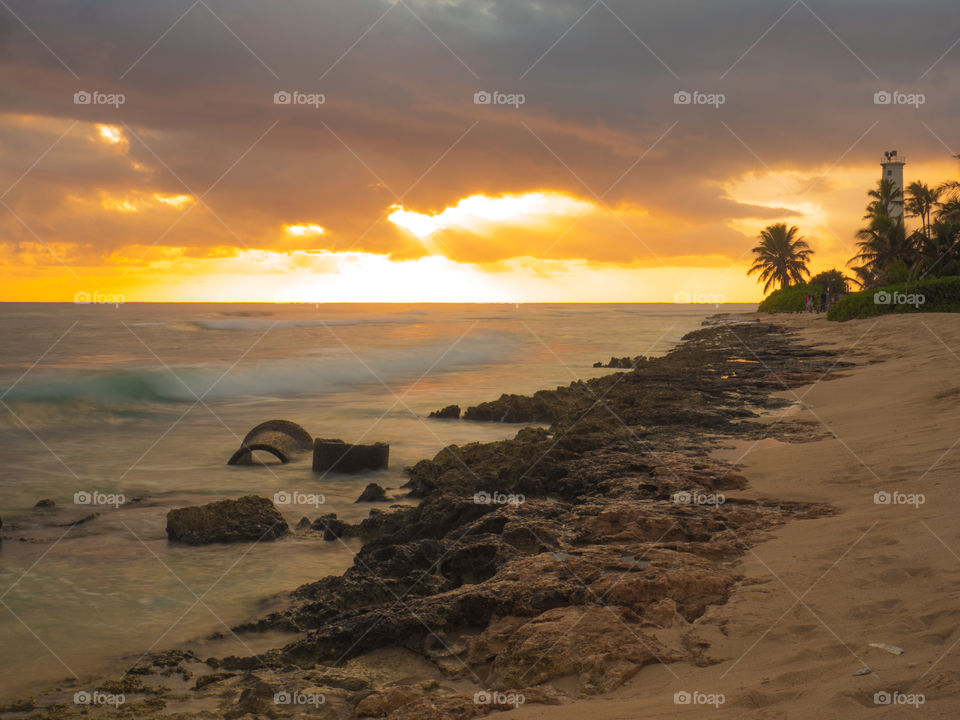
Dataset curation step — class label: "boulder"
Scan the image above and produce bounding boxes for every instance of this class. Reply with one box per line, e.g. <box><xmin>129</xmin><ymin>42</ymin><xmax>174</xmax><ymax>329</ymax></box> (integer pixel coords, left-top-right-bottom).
<box><xmin>33</xmin><ymin>499</ymin><xmax>55</xmax><ymax>508</ymax></box>
<box><xmin>355</xmin><ymin>483</ymin><xmax>388</xmax><ymax>503</ymax></box>
<box><xmin>428</xmin><ymin>405</ymin><xmax>461</xmax><ymax>419</ymax></box>
<box><xmin>313</xmin><ymin>439</ymin><xmax>389</xmax><ymax>474</ymax></box>
<box><xmin>166</xmin><ymin>495</ymin><xmax>288</xmax><ymax>545</ymax></box>
<box><xmin>311</xmin><ymin>513</ymin><xmax>356</xmax><ymax>542</ymax></box>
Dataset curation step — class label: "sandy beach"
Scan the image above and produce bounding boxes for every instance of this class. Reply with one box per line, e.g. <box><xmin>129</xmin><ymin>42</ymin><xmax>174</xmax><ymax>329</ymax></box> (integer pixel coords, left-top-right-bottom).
<box><xmin>504</xmin><ymin>311</ymin><xmax>960</xmax><ymax>719</ymax></box>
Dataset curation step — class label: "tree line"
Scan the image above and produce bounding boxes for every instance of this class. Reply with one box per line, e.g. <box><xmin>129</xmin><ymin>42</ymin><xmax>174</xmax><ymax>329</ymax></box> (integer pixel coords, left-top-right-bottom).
<box><xmin>748</xmin><ymin>176</ymin><xmax>960</xmax><ymax>294</ymax></box>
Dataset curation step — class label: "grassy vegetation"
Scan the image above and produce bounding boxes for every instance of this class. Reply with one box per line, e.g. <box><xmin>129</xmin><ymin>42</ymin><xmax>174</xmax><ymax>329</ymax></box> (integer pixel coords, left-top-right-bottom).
<box><xmin>826</xmin><ymin>276</ymin><xmax>960</xmax><ymax>321</ymax></box>
<box><xmin>757</xmin><ymin>284</ymin><xmax>814</xmax><ymax>313</ymax></box>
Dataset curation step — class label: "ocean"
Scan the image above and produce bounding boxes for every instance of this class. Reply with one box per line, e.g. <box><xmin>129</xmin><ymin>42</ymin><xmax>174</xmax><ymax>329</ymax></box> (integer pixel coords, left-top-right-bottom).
<box><xmin>0</xmin><ymin>302</ymin><xmax>752</xmax><ymax>697</ymax></box>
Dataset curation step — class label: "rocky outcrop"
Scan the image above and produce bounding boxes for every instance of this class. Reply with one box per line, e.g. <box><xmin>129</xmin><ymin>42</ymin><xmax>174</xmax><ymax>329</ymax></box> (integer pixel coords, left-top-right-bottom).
<box><xmin>166</xmin><ymin>495</ymin><xmax>288</xmax><ymax>545</ymax></box>
<box><xmin>311</xmin><ymin>513</ymin><xmax>357</xmax><ymax>541</ymax></box>
<box><xmin>428</xmin><ymin>405</ymin><xmax>461</xmax><ymax>419</ymax></box>
<box><xmin>593</xmin><ymin>356</ymin><xmax>643</xmax><ymax>368</ymax></box>
<box><xmin>244</xmin><ymin>322</ymin><xmax>841</xmax><ymax>695</ymax></box>
<box><xmin>355</xmin><ymin>483</ymin><xmax>388</xmax><ymax>502</ymax></box>
<box><xmin>313</xmin><ymin>439</ymin><xmax>389</xmax><ymax>474</ymax></box>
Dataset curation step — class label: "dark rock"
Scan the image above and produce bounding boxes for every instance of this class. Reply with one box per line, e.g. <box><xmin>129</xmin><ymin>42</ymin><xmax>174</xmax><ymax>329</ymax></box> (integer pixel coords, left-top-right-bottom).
<box><xmin>354</xmin><ymin>483</ymin><xmax>388</xmax><ymax>503</ymax></box>
<box><xmin>53</xmin><ymin>513</ymin><xmax>99</xmax><ymax>527</ymax></box>
<box><xmin>227</xmin><ymin>419</ymin><xmax>313</xmax><ymax>466</ymax></box>
<box><xmin>311</xmin><ymin>513</ymin><xmax>356</xmax><ymax>542</ymax></box>
<box><xmin>223</xmin><ymin>675</ymin><xmax>277</xmax><ymax>719</ymax></box>
<box><xmin>313</xmin><ymin>439</ymin><xmax>389</xmax><ymax>474</ymax></box>
<box><xmin>594</xmin><ymin>356</ymin><xmax>645</xmax><ymax>368</ymax></box>
<box><xmin>33</xmin><ymin>499</ymin><xmax>55</xmax><ymax>508</ymax></box>
<box><xmin>296</xmin><ymin>516</ymin><xmax>312</xmax><ymax>531</ymax></box>
<box><xmin>166</xmin><ymin>495</ymin><xmax>288</xmax><ymax>545</ymax></box>
<box><xmin>193</xmin><ymin>671</ymin><xmax>236</xmax><ymax>690</ymax></box>
<box><xmin>428</xmin><ymin>404</ymin><xmax>461</xmax><ymax>419</ymax></box>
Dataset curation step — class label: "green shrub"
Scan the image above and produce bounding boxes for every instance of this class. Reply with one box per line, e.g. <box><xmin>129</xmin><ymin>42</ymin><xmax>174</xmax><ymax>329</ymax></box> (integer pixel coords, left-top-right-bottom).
<box><xmin>758</xmin><ymin>282</ymin><xmax>833</xmax><ymax>313</ymax></box>
<box><xmin>827</xmin><ymin>275</ymin><xmax>960</xmax><ymax>321</ymax></box>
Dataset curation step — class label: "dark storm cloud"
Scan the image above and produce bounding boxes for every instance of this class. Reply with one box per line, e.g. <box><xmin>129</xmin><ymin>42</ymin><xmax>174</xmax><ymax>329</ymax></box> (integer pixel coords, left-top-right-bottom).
<box><xmin>0</xmin><ymin>0</ymin><xmax>958</xmax><ymax>264</ymax></box>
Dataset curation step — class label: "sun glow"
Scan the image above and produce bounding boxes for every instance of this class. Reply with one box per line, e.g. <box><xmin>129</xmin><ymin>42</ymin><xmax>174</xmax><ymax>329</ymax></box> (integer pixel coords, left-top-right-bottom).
<box><xmin>92</xmin><ymin>191</ymin><xmax>196</xmax><ymax>214</ymax></box>
<box><xmin>154</xmin><ymin>194</ymin><xmax>194</xmax><ymax>209</ymax></box>
<box><xmin>284</xmin><ymin>223</ymin><xmax>326</xmax><ymax>237</ymax></box>
<box><xmin>96</xmin><ymin>124</ymin><xmax>125</xmax><ymax>146</ymax></box>
<box><xmin>388</xmin><ymin>191</ymin><xmax>594</xmax><ymax>240</ymax></box>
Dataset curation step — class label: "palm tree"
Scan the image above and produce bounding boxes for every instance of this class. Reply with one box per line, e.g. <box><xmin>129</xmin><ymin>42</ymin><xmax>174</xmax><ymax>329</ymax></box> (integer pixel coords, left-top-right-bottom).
<box><xmin>850</xmin><ymin>215</ymin><xmax>913</xmax><ymax>287</ymax></box>
<box><xmin>905</xmin><ymin>181</ymin><xmax>941</xmax><ymax>239</ymax></box>
<box><xmin>936</xmin><ymin>181</ymin><xmax>960</xmax><ymax>223</ymax></box>
<box><xmin>918</xmin><ymin>220</ymin><xmax>960</xmax><ymax>278</ymax></box>
<box><xmin>864</xmin><ymin>178</ymin><xmax>904</xmax><ymax>221</ymax></box>
<box><xmin>848</xmin><ymin>264</ymin><xmax>880</xmax><ymax>290</ymax></box>
<box><xmin>748</xmin><ymin>223</ymin><xmax>814</xmax><ymax>293</ymax></box>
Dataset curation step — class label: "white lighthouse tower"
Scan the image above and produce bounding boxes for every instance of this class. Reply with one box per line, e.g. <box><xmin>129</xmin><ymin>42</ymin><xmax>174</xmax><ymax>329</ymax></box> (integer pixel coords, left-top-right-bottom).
<box><xmin>880</xmin><ymin>150</ymin><xmax>906</xmax><ymax>219</ymax></box>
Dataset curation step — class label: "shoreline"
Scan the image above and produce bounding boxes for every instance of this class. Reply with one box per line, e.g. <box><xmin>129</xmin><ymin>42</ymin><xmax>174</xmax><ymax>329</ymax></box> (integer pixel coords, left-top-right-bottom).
<box><xmin>7</xmin><ymin>312</ymin><xmax>956</xmax><ymax>718</ymax></box>
<box><xmin>505</xmin><ymin>312</ymin><xmax>960</xmax><ymax>719</ymax></box>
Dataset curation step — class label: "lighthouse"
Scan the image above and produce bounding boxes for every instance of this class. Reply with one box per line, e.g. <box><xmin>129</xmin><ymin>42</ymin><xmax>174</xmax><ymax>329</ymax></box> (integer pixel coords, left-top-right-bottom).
<box><xmin>880</xmin><ymin>150</ymin><xmax>906</xmax><ymax>219</ymax></box>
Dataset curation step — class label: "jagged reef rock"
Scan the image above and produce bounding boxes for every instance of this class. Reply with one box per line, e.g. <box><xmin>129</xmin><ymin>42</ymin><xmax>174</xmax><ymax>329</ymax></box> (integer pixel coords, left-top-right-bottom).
<box><xmin>166</xmin><ymin>495</ymin><xmax>288</xmax><ymax>545</ymax></box>
<box><xmin>593</xmin><ymin>356</ymin><xmax>642</xmax><ymax>368</ymax></box>
<box><xmin>311</xmin><ymin>513</ymin><xmax>358</xmax><ymax>541</ymax></box>
<box><xmin>428</xmin><ymin>405</ymin><xmax>461</xmax><ymax>419</ymax></box>
<box><xmin>355</xmin><ymin>483</ymin><xmax>388</xmax><ymax>502</ymax></box>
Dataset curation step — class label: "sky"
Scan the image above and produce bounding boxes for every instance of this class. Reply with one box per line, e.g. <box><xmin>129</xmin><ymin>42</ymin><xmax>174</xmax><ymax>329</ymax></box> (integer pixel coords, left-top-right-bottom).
<box><xmin>0</xmin><ymin>0</ymin><xmax>958</xmax><ymax>302</ymax></box>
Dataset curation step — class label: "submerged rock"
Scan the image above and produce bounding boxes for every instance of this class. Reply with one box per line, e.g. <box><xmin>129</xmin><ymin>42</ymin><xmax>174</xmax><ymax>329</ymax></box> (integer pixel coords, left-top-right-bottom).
<box><xmin>166</xmin><ymin>495</ymin><xmax>288</xmax><ymax>545</ymax></box>
<box><xmin>311</xmin><ymin>513</ymin><xmax>356</xmax><ymax>541</ymax></box>
<box><xmin>355</xmin><ymin>483</ymin><xmax>388</xmax><ymax>503</ymax></box>
<box><xmin>33</xmin><ymin>499</ymin><xmax>55</xmax><ymax>508</ymax></box>
<box><xmin>313</xmin><ymin>439</ymin><xmax>389</xmax><ymax>474</ymax></box>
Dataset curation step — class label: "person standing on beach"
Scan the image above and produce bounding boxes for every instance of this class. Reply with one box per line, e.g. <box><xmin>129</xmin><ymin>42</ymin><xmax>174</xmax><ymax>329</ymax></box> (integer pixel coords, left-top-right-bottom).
<box><xmin>819</xmin><ymin>290</ymin><xmax>827</xmax><ymax>312</ymax></box>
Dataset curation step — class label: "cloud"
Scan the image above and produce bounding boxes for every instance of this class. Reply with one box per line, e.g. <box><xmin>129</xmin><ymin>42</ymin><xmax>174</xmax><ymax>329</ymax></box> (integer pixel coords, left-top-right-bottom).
<box><xmin>0</xmin><ymin>0</ymin><xmax>957</xmax><ymax>281</ymax></box>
